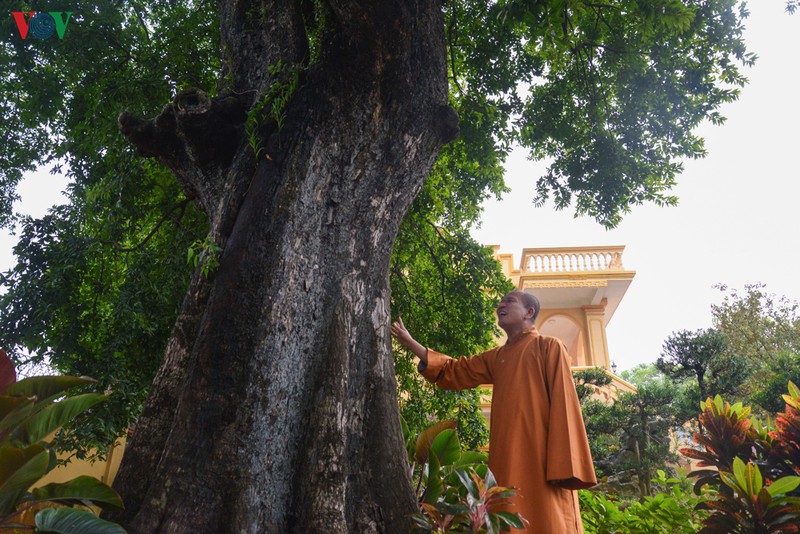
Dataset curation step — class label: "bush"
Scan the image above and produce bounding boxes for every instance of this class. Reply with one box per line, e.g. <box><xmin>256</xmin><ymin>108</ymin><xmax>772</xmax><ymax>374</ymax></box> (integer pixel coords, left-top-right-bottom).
<box><xmin>580</xmin><ymin>470</ymin><xmax>709</xmax><ymax>534</ymax></box>
<box><xmin>402</xmin><ymin>419</ymin><xmax>525</xmax><ymax>532</ymax></box>
<box><xmin>680</xmin><ymin>384</ymin><xmax>800</xmax><ymax>532</ymax></box>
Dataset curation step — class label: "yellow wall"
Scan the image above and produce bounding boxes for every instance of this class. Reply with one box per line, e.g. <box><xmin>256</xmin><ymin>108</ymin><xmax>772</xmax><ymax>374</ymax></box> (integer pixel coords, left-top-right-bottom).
<box><xmin>1</xmin><ymin>438</ymin><xmax>126</xmax><ymax>533</ymax></box>
<box><xmin>35</xmin><ymin>436</ymin><xmax>127</xmax><ymax>488</ymax></box>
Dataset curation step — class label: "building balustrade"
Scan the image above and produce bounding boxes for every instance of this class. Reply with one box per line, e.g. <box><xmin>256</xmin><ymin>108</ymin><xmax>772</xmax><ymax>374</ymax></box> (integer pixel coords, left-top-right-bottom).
<box><xmin>521</xmin><ymin>246</ymin><xmax>625</xmax><ymax>273</ymax></box>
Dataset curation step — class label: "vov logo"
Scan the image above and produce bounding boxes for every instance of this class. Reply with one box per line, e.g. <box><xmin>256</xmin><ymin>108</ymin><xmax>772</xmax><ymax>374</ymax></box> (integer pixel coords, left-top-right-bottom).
<box><xmin>11</xmin><ymin>11</ymin><xmax>73</xmax><ymax>40</ymax></box>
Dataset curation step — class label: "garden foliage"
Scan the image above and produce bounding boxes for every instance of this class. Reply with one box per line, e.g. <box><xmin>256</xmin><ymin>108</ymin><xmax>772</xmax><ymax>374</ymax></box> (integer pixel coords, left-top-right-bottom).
<box><xmin>580</xmin><ymin>470</ymin><xmax>709</xmax><ymax>534</ymax></box>
<box><xmin>576</xmin><ymin>367</ymin><xmax>678</xmax><ymax>498</ymax></box>
<box><xmin>0</xmin><ymin>350</ymin><xmax>126</xmax><ymax>533</ymax></box>
<box><xmin>402</xmin><ymin>419</ymin><xmax>525</xmax><ymax>532</ymax></box>
<box><xmin>680</xmin><ymin>385</ymin><xmax>800</xmax><ymax>532</ymax></box>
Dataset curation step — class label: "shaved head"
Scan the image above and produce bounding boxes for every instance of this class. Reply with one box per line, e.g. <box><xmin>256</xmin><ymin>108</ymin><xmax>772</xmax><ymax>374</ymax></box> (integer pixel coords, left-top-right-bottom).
<box><xmin>508</xmin><ymin>290</ymin><xmax>540</xmax><ymax>323</ymax></box>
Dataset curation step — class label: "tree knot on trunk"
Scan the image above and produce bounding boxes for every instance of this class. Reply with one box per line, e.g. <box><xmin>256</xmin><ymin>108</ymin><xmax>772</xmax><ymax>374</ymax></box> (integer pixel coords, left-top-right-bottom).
<box><xmin>433</xmin><ymin>104</ymin><xmax>460</xmax><ymax>145</ymax></box>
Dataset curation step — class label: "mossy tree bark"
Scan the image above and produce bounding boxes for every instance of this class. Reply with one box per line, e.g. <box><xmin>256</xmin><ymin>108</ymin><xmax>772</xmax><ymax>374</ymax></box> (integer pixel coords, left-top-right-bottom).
<box><xmin>111</xmin><ymin>1</ymin><xmax>456</xmax><ymax>531</ymax></box>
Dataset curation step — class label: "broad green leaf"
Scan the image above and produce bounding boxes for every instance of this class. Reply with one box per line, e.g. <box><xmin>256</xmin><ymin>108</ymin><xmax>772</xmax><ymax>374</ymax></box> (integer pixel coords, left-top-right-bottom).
<box><xmin>0</xmin><ymin>444</ymin><xmax>49</xmax><ymax>514</ymax></box>
<box><xmin>32</xmin><ymin>476</ymin><xmax>124</xmax><ymax>511</ymax></box>
<box><xmin>14</xmin><ymin>393</ymin><xmax>106</xmax><ymax>446</ymax></box>
<box><xmin>474</xmin><ymin>463</ymin><xmax>488</xmax><ymax>479</ymax></box>
<box><xmin>0</xmin><ymin>443</ymin><xmax>49</xmax><ymax>490</ymax></box>
<box><xmin>719</xmin><ymin>470</ymin><xmax>741</xmax><ymax>493</ymax></box>
<box><xmin>732</xmin><ymin>457</ymin><xmax>746</xmax><ymax>490</ymax></box>
<box><xmin>766</xmin><ymin>476</ymin><xmax>800</xmax><ymax>497</ymax></box>
<box><xmin>749</xmin><ymin>462</ymin><xmax>763</xmax><ymax>496</ymax></box>
<box><xmin>484</xmin><ymin>467</ymin><xmax>497</xmax><ymax>489</ymax></box>
<box><xmin>35</xmin><ymin>507</ymin><xmax>127</xmax><ymax>534</ymax></box>
<box><xmin>784</xmin><ymin>380</ymin><xmax>800</xmax><ymax>409</ymax></box>
<box><xmin>422</xmin><ymin>453</ymin><xmax>443</xmax><ymax>505</ymax></box>
<box><xmin>455</xmin><ymin>469</ymin><xmax>478</xmax><ymax>499</ymax></box>
<box><xmin>456</xmin><ymin>450</ymin><xmax>488</xmax><ymax>466</ymax></box>
<box><xmin>414</xmin><ymin>420</ymin><xmax>457</xmax><ymax>464</ymax></box>
<box><xmin>6</xmin><ymin>376</ymin><xmax>95</xmax><ymax>402</ymax></box>
<box><xmin>0</xmin><ymin>396</ymin><xmax>34</xmax><ymax>436</ymax></box>
<box><xmin>734</xmin><ymin>460</ymin><xmax>763</xmax><ymax>497</ymax></box>
<box><xmin>430</xmin><ymin>429</ymin><xmax>460</xmax><ymax>467</ymax></box>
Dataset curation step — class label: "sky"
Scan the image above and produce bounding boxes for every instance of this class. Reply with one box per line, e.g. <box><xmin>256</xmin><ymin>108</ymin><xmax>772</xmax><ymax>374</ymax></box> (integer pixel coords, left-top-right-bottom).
<box><xmin>471</xmin><ymin>2</ymin><xmax>800</xmax><ymax>371</ymax></box>
<box><xmin>1</xmin><ymin>2</ymin><xmax>798</xmax><ymax>373</ymax></box>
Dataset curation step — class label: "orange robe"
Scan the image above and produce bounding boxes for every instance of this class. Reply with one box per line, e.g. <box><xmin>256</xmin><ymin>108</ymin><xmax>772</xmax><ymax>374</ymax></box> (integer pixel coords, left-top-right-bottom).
<box><xmin>420</xmin><ymin>326</ymin><xmax>596</xmax><ymax>533</ymax></box>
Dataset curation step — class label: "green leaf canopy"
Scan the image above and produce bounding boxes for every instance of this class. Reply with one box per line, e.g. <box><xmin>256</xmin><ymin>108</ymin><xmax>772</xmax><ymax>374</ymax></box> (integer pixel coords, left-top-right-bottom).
<box><xmin>0</xmin><ymin>0</ymin><xmax>755</xmax><ymax>454</ymax></box>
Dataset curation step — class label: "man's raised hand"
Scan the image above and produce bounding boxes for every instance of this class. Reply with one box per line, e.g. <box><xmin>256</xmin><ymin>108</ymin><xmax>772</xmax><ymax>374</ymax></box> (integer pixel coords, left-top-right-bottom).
<box><xmin>390</xmin><ymin>317</ymin><xmax>428</xmax><ymax>362</ymax></box>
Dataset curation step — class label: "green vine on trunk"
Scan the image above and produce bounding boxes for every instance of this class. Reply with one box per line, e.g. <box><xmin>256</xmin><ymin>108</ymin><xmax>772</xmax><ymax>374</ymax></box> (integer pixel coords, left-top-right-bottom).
<box><xmin>187</xmin><ymin>237</ymin><xmax>222</xmax><ymax>278</ymax></box>
<box><xmin>245</xmin><ymin>61</ymin><xmax>301</xmax><ymax>160</ymax></box>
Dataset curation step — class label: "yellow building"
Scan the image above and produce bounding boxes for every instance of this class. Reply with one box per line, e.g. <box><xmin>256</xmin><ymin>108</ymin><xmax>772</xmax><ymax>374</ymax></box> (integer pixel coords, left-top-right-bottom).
<box><xmin>480</xmin><ymin>245</ymin><xmax>637</xmax><ymax>422</ymax></box>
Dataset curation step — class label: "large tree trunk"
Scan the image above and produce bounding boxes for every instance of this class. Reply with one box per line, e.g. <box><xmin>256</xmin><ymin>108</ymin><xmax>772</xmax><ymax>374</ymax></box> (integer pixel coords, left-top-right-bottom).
<box><xmin>111</xmin><ymin>1</ymin><xmax>456</xmax><ymax>532</ymax></box>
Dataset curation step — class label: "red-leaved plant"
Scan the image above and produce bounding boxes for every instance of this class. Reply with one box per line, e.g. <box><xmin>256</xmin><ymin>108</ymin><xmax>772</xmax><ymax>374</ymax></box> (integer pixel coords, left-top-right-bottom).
<box><xmin>680</xmin><ymin>395</ymin><xmax>756</xmax><ymax>494</ymax></box>
<box><xmin>769</xmin><ymin>382</ymin><xmax>800</xmax><ymax>480</ymax></box>
<box><xmin>680</xmin><ymin>385</ymin><xmax>800</xmax><ymax>533</ymax></box>
<box><xmin>412</xmin><ymin>469</ymin><xmax>525</xmax><ymax>533</ymax></box>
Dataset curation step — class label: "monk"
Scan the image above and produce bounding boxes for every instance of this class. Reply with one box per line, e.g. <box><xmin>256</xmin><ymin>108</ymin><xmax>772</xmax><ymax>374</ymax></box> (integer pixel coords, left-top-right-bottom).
<box><xmin>391</xmin><ymin>290</ymin><xmax>596</xmax><ymax>533</ymax></box>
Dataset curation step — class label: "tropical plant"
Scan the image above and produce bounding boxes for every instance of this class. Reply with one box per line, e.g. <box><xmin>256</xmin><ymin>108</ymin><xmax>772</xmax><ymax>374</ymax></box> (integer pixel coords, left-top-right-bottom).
<box><xmin>680</xmin><ymin>395</ymin><xmax>756</xmax><ymax>493</ymax></box>
<box><xmin>698</xmin><ymin>457</ymin><xmax>800</xmax><ymax>533</ymax></box>
<box><xmin>403</xmin><ymin>420</ymin><xmax>525</xmax><ymax>532</ymax></box>
<box><xmin>680</xmin><ymin>384</ymin><xmax>800</xmax><ymax>532</ymax></box>
<box><xmin>766</xmin><ymin>381</ymin><xmax>800</xmax><ymax>481</ymax></box>
<box><xmin>0</xmin><ymin>351</ymin><xmax>125</xmax><ymax>533</ymax></box>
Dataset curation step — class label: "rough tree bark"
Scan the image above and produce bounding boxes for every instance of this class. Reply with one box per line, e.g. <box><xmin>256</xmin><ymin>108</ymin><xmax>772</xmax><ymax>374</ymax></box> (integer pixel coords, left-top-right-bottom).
<box><xmin>111</xmin><ymin>1</ymin><xmax>456</xmax><ymax>532</ymax></box>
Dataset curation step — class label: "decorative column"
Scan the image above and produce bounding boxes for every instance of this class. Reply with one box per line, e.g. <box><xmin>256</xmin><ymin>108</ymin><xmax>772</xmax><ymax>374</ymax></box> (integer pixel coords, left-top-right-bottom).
<box><xmin>582</xmin><ymin>301</ymin><xmax>611</xmax><ymax>369</ymax></box>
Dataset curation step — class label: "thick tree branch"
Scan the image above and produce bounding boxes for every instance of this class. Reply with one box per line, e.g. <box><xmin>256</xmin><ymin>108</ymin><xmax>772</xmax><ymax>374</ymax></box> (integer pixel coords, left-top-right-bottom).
<box><xmin>118</xmin><ymin>90</ymin><xmax>247</xmax><ymax>220</ymax></box>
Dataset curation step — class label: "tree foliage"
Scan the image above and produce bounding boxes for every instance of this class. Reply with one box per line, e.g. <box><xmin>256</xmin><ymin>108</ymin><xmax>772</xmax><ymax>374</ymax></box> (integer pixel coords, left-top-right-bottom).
<box><xmin>0</xmin><ymin>0</ymin><xmax>219</xmax><ymax>454</ymax></box>
<box><xmin>1</xmin><ymin>0</ymin><xmax>756</xmax><ymax>469</ymax></box>
<box><xmin>713</xmin><ymin>284</ymin><xmax>800</xmax><ymax>364</ymax></box>
<box><xmin>443</xmin><ymin>0</ymin><xmax>755</xmax><ymax>227</ymax></box>
<box><xmin>712</xmin><ymin>284</ymin><xmax>800</xmax><ymax>413</ymax></box>
<box><xmin>576</xmin><ymin>366</ymin><xmax>679</xmax><ymax>498</ymax></box>
<box><xmin>391</xmin><ymin>212</ymin><xmax>512</xmax><ymax>448</ymax></box>
<box><xmin>657</xmin><ymin>328</ymin><xmax>749</xmax><ymax>408</ymax></box>
<box><xmin>750</xmin><ymin>351</ymin><xmax>800</xmax><ymax>415</ymax></box>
